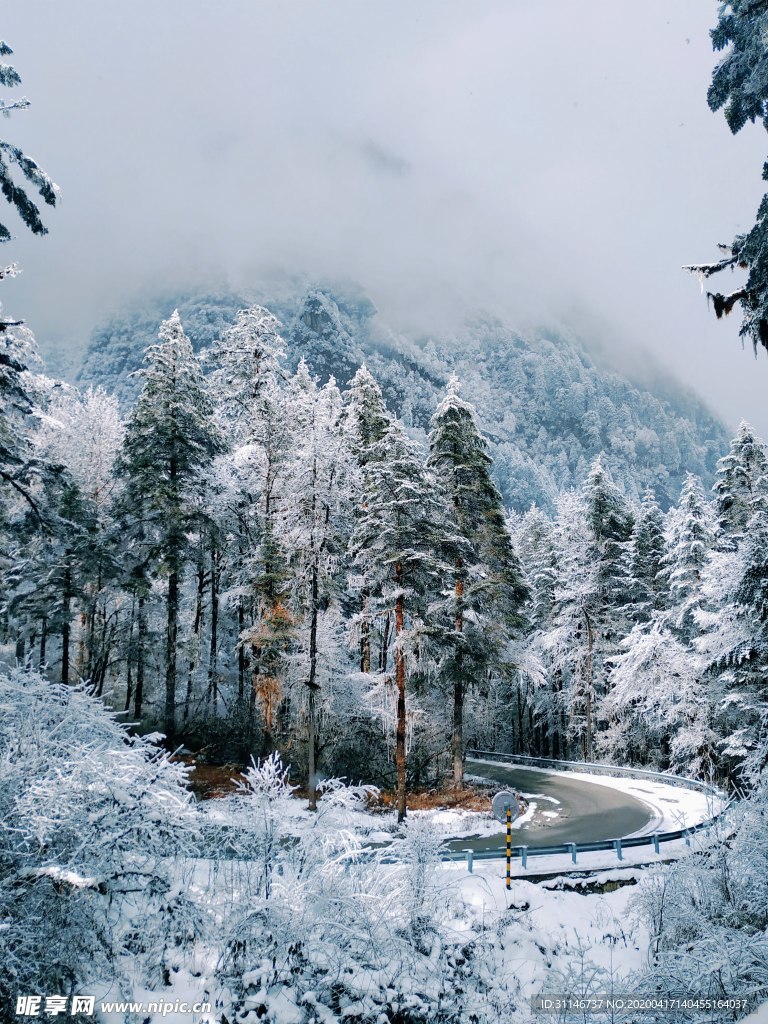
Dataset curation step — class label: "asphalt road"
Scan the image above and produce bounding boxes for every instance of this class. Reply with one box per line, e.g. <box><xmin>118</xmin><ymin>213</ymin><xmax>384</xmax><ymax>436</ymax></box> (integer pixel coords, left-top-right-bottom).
<box><xmin>449</xmin><ymin>759</ymin><xmax>654</xmax><ymax>852</ymax></box>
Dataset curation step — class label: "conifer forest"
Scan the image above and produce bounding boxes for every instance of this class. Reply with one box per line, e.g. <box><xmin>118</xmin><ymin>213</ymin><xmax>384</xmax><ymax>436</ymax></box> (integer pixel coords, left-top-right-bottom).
<box><xmin>3</xmin><ymin>4</ymin><xmax>768</xmax><ymax>1024</ymax></box>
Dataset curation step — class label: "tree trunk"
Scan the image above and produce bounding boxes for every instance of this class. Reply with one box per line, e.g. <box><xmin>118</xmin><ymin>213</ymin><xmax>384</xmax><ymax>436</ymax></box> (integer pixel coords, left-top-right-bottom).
<box><xmin>452</xmin><ymin>669</ymin><xmax>464</xmax><ymax>788</ymax></box>
<box><xmin>379</xmin><ymin>612</ymin><xmax>390</xmax><ymax>673</ymax></box>
<box><xmin>360</xmin><ymin>591</ymin><xmax>371</xmax><ymax>672</ymax></box>
<box><xmin>237</xmin><ymin>599</ymin><xmax>246</xmax><ymax>703</ymax></box>
<box><xmin>452</xmin><ymin>566</ymin><xmax>464</xmax><ymax>788</ymax></box>
<box><xmin>135</xmin><ymin>595</ymin><xmax>146</xmax><ymax>719</ymax></box>
<box><xmin>395</xmin><ymin>562</ymin><xmax>407</xmax><ymax>823</ymax></box>
<box><xmin>208</xmin><ymin>545</ymin><xmax>219</xmax><ymax>706</ymax></box>
<box><xmin>61</xmin><ymin>599</ymin><xmax>71</xmax><ymax>683</ymax></box>
<box><xmin>307</xmin><ymin>558</ymin><xmax>320</xmax><ymax>811</ymax></box>
<box><xmin>184</xmin><ymin>556</ymin><xmax>206</xmax><ymax>725</ymax></box>
<box><xmin>582</xmin><ymin>607</ymin><xmax>594</xmax><ymax>762</ymax></box>
<box><xmin>124</xmin><ymin>596</ymin><xmax>135</xmax><ymax>711</ymax></box>
<box><xmin>165</xmin><ymin>569</ymin><xmax>178</xmax><ymax>741</ymax></box>
<box><xmin>39</xmin><ymin>616</ymin><xmax>47</xmax><ymax>669</ymax></box>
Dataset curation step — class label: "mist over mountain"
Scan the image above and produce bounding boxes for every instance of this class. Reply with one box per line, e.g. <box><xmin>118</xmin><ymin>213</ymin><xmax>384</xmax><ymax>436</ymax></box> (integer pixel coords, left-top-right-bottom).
<box><xmin>76</xmin><ymin>285</ymin><xmax>728</xmax><ymax>512</ymax></box>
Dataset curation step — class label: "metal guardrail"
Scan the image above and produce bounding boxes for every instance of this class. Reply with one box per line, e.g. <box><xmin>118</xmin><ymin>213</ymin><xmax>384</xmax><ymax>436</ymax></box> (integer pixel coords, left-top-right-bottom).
<box><xmin>442</xmin><ymin>749</ymin><xmax>731</xmax><ymax>872</ymax></box>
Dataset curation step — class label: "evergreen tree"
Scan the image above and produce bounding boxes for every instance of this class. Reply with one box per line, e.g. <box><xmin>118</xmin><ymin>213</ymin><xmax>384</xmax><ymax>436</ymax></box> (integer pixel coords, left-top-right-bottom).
<box><xmin>661</xmin><ymin>473</ymin><xmax>716</xmax><ymax>641</ymax></box>
<box><xmin>544</xmin><ymin>490</ymin><xmax>601</xmax><ymax>760</ymax></box>
<box><xmin>584</xmin><ymin>456</ymin><xmax>634</xmax><ymax>602</ymax></box>
<box><xmin>625</xmin><ymin>487</ymin><xmax>667</xmax><ymax>623</ymax></box>
<box><xmin>281</xmin><ymin>362</ymin><xmax>356</xmax><ymax>808</ymax></box>
<box><xmin>341</xmin><ymin>365</ymin><xmax>391</xmax><ymax>674</ymax></box>
<box><xmin>581</xmin><ymin>457</ymin><xmax>633</xmax><ymax>757</ymax></box>
<box><xmin>603</xmin><ymin>618</ymin><xmax>716</xmax><ymax>775</ymax></box>
<box><xmin>515</xmin><ymin>505</ymin><xmax>561</xmax><ymax>755</ymax></box>
<box><xmin>351</xmin><ymin>420</ymin><xmax>441</xmax><ymax>822</ymax></box>
<box><xmin>685</xmin><ymin>1</ymin><xmax>768</xmax><ymax>355</ymax></box>
<box><xmin>427</xmin><ymin>376</ymin><xmax>528</xmax><ymax>786</ymax></box>
<box><xmin>698</xmin><ymin>501</ymin><xmax>768</xmax><ymax>783</ymax></box>
<box><xmin>208</xmin><ymin>305</ymin><xmax>285</xmax><ymax>442</ymax></box>
<box><xmin>116</xmin><ymin>312</ymin><xmax>221</xmax><ymax>740</ymax></box>
<box><xmin>713</xmin><ymin>420</ymin><xmax>768</xmax><ymax>546</ymax></box>
<box><xmin>208</xmin><ymin>304</ymin><xmax>290</xmax><ymax>745</ymax></box>
<box><xmin>0</xmin><ymin>39</ymin><xmax>59</xmax><ymax>246</ymax></box>
<box><xmin>516</xmin><ymin>505</ymin><xmax>558</xmax><ymax>631</ymax></box>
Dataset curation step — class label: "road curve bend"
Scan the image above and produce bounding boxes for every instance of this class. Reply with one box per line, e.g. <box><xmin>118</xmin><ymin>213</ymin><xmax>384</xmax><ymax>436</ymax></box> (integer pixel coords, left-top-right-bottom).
<box><xmin>452</xmin><ymin>758</ymin><xmax>655</xmax><ymax>853</ymax></box>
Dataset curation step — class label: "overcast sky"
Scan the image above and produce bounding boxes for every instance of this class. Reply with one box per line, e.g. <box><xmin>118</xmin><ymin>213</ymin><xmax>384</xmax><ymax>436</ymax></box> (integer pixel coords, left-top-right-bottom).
<box><xmin>2</xmin><ymin>1</ymin><xmax>767</xmax><ymax>437</ymax></box>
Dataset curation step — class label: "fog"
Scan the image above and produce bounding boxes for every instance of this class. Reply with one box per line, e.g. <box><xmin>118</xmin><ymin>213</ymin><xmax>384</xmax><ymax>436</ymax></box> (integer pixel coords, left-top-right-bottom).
<box><xmin>2</xmin><ymin>1</ymin><xmax>767</xmax><ymax>436</ymax></box>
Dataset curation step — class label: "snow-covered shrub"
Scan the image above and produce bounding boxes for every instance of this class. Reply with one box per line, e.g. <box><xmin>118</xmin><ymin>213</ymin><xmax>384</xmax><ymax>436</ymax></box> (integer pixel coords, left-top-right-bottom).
<box><xmin>216</xmin><ymin>768</ymin><xmax>512</xmax><ymax>1024</ymax></box>
<box><xmin>634</xmin><ymin>778</ymin><xmax>768</xmax><ymax>1019</ymax></box>
<box><xmin>0</xmin><ymin>665</ymin><xmax>199</xmax><ymax>1003</ymax></box>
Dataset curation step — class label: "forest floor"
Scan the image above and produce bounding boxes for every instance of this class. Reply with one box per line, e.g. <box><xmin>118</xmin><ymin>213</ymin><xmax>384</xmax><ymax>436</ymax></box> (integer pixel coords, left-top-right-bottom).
<box><xmin>177</xmin><ymin>752</ymin><xmax>498</xmax><ymax>813</ymax></box>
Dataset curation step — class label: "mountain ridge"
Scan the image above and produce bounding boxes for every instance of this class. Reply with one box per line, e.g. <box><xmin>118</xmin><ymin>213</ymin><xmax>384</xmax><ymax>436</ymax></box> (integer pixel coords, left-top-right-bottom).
<box><xmin>75</xmin><ymin>285</ymin><xmax>728</xmax><ymax>512</ymax></box>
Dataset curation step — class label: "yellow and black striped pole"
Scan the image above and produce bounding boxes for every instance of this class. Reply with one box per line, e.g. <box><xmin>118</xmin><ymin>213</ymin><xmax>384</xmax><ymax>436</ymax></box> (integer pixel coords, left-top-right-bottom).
<box><xmin>506</xmin><ymin>807</ymin><xmax>512</xmax><ymax>890</ymax></box>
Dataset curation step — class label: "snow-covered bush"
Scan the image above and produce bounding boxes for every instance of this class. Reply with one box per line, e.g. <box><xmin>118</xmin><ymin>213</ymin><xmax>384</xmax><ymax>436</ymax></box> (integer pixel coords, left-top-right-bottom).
<box><xmin>0</xmin><ymin>665</ymin><xmax>199</xmax><ymax>1004</ymax></box>
<box><xmin>634</xmin><ymin>777</ymin><xmax>768</xmax><ymax>1019</ymax></box>
<box><xmin>214</xmin><ymin>762</ymin><xmax>520</xmax><ymax>1023</ymax></box>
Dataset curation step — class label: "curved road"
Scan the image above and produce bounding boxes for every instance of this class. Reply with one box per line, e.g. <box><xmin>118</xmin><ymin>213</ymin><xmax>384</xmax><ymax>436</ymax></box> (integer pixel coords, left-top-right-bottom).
<box><xmin>448</xmin><ymin>759</ymin><xmax>654</xmax><ymax>853</ymax></box>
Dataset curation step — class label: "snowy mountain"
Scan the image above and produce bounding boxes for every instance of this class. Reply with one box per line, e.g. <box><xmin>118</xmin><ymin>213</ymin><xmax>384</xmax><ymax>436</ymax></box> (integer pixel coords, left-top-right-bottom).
<box><xmin>76</xmin><ymin>285</ymin><xmax>728</xmax><ymax>512</ymax></box>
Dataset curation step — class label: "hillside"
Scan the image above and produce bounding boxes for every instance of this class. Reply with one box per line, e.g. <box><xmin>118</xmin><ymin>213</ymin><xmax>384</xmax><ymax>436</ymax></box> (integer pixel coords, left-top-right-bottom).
<box><xmin>76</xmin><ymin>286</ymin><xmax>728</xmax><ymax>511</ymax></box>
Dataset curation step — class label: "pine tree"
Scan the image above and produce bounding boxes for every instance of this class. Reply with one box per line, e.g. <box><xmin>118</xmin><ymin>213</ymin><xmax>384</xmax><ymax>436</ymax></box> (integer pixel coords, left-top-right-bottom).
<box><xmin>0</xmin><ymin>39</ymin><xmax>59</xmax><ymax>247</ymax></box>
<box><xmin>698</xmin><ymin>498</ymin><xmax>768</xmax><ymax>782</ymax></box>
<box><xmin>515</xmin><ymin>505</ymin><xmax>560</xmax><ymax>755</ymax></box>
<box><xmin>580</xmin><ymin>457</ymin><xmax>633</xmax><ymax>757</ymax></box>
<box><xmin>684</xmin><ymin>1</ymin><xmax>768</xmax><ymax>355</ymax></box>
<box><xmin>208</xmin><ymin>305</ymin><xmax>286</xmax><ymax>442</ymax></box>
<box><xmin>351</xmin><ymin>420</ymin><xmax>441</xmax><ymax>822</ymax></box>
<box><xmin>427</xmin><ymin>376</ymin><xmax>528</xmax><ymax>786</ymax></box>
<box><xmin>545</xmin><ymin>490</ymin><xmax>600</xmax><ymax>760</ymax></box>
<box><xmin>625</xmin><ymin>487</ymin><xmax>667</xmax><ymax>623</ymax></box>
<box><xmin>116</xmin><ymin>312</ymin><xmax>221</xmax><ymax>740</ymax></box>
<box><xmin>208</xmin><ymin>304</ymin><xmax>290</xmax><ymax>745</ymax></box>
<box><xmin>713</xmin><ymin>420</ymin><xmax>768</xmax><ymax>546</ymax></box>
<box><xmin>341</xmin><ymin>365</ymin><xmax>391</xmax><ymax>674</ymax></box>
<box><xmin>282</xmin><ymin>362</ymin><xmax>356</xmax><ymax>808</ymax></box>
<box><xmin>661</xmin><ymin>473</ymin><xmax>716</xmax><ymax>641</ymax></box>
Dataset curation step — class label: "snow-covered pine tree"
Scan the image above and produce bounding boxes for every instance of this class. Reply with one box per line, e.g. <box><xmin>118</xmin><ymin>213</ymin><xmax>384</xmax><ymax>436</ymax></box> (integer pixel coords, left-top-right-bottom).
<box><xmin>207</xmin><ymin>305</ymin><xmax>286</xmax><ymax>442</ymax></box>
<box><xmin>624</xmin><ymin>487</ymin><xmax>667</xmax><ymax>624</ymax></box>
<box><xmin>514</xmin><ymin>505</ymin><xmax>566</xmax><ymax>756</ymax></box>
<box><xmin>661</xmin><ymin>473</ymin><xmax>716</xmax><ymax>642</ymax></box>
<box><xmin>341</xmin><ymin>365</ymin><xmax>392</xmax><ymax>674</ymax></box>
<box><xmin>0</xmin><ymin>39</ymin><xmax>58</xmax><ymax>246</ymax></box>
<box><xmin>698</xmin><ymin>500</ymin><xmax>768</xmax><ymax>783</ymax></box>
<box><xmin>684</xmin><ymin>1</ymin><xmax>768</xmax><ymax>355</ymax></box>
<box><xmin>34</xmin><ymin>388</ymin><xmax>124</xmax><ymax>688</ymax></box>
<box><xmin>427</xmin><ymin>375</ymin><xmax>528</xmax><ymax>786</ymax></box>
<box><xmin>603</xmin><ymin>617</ymin><xmax>715</xmax><ymax>774</ymax></box>
<box><xmin>210</xmin><ymin>307</ymin><xmax>298</xmax><ymax>753</ymax></box>
<box><xmin>351</xmin><ymin>420</ymin><xmax>442</xmax><ymax>822</ymax></box>
<box><xmin>580</xmin><ymin>457</ymin><xmax>634</xmax><ymax>756</ymax></box>
<box><xmin>116</xmin><ymin>312</ymin><xmax>221</xmax><ymax>740</ymax></box>
<box><xmin>713</xmin><ymin>420</ymin><xmax>768</xmax><ymax>547</ymax></box>
<box><xmin>544</xmin><ymin>489</ymin><xmax>600</xmax><ymax>760</ymax></box>
<box><xmin>281</xmin><ymin>361</ymin><xmax>356</xmax><ymax>808</ymax></box>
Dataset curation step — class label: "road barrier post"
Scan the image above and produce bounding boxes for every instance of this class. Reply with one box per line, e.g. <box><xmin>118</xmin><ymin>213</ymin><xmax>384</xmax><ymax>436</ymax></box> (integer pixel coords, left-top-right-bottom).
<box><xmin>506</xmin><ymin>808</ymin><xmax>512</xmax><ymax>889</ymax></box>
<box><xmin>465</xmin><ymin>849</ymin><xmax>474</xmax><ymax>874</ymax></box>
<box><xmin>652</xmin><ymin>833</ymin><xmax>660</xmax><ymax>854</ymax></box>
<box><xmin>614</xmin><ymin>838</ymin><xmax>623</xmax><ymax>861</ymax></box>
<box><xmin>568</xmin><ymin>842</ymin><xmax>577</xmax><ymax>864</ymax></box>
